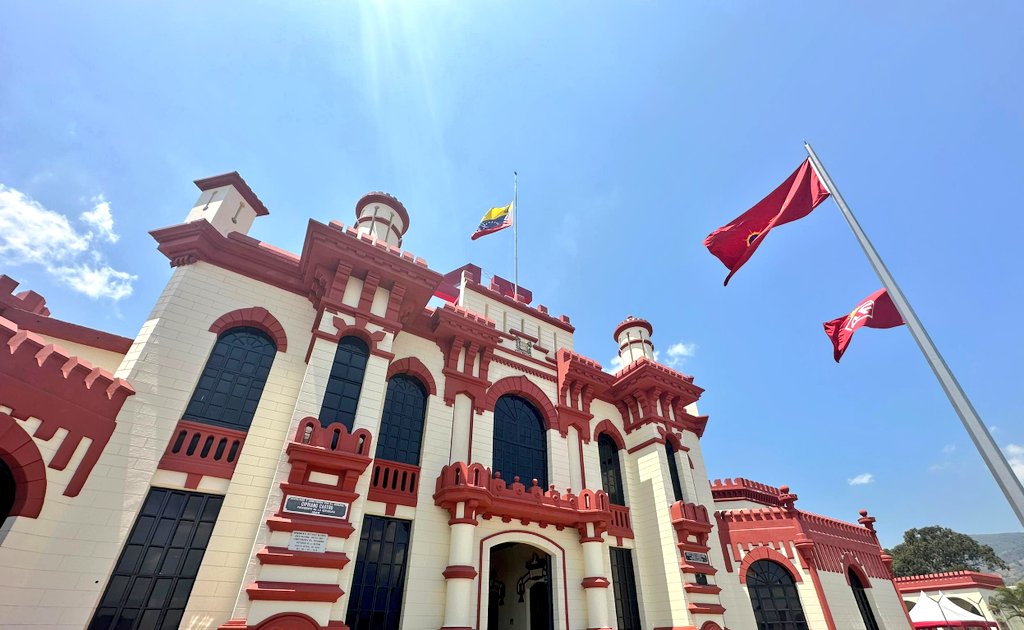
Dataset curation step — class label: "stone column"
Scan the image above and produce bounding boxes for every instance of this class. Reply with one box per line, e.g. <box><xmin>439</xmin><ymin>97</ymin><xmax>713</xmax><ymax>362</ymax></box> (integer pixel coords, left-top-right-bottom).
<box><xmin>580</xmin><ymin>522</ymin><xmax>612</xmax><ymax>630</ymax></box>
<box><xmin>567</xmin><ymin>426</ymin><xmax>584</xmax><ymax>491</ymax></box>
<box><xmin>441</xmin><ymin>501</ymin><xmax>479</xmax><ymax>630</ymax></box>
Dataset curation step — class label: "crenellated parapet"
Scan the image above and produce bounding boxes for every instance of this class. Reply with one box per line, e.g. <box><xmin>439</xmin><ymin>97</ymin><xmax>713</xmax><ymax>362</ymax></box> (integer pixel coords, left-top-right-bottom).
<box><xmin>555</xmin><ymin>349</ymin><xmax>614</xmax><ymax>441</ymax></box>
<box><xmin>433</xmin><ymin>462</ymin><xmax>614</xmax><ymax>541</ymax></box>
<box><xmin>431</xmin><ymin>303</ymin><xmax>504</xmax><ymax>410</ymax></box>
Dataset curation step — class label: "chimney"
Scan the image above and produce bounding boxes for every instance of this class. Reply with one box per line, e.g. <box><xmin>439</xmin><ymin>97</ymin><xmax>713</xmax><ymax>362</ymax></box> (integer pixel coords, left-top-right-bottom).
<box><xmin>186</xmin><ymin>172</ymin><xmax>269</xmax><ymax>237</ymax></box>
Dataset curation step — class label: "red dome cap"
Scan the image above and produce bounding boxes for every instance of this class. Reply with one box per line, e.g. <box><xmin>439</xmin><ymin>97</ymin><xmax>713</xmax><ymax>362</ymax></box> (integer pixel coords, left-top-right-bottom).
<box><xmin>612</xmin><ymin>315</ymin><xmax>653</xmax><ymax>341</ymax></box>
<box><xmin>355</xmin><ymin>191</ymin><xmax>410</xmax><ymax>233</ymax></box>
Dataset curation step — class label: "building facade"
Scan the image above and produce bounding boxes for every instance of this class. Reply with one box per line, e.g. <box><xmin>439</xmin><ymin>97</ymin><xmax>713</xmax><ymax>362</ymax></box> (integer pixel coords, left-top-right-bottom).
<box><xmin>0</xmin><ymin>173</ymin><xmax>912</xmax><ymax>630</ymax></box>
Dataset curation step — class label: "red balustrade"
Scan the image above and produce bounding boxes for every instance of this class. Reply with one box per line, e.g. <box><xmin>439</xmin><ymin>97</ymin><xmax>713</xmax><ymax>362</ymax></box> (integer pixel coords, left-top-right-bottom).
<box><xmin>367</xmin><ymin>460</ymin><xmax>420</xmax><ymax>507</ymax></box>
<box><xmin>608</xmin><ymin>503</ymin><xmax>634</xmax><ymax>539</ymax></box>
<box><xmin>158</xmin><ymin>419</ymin><xmax>247</xmax><ymax>484</ymax></box>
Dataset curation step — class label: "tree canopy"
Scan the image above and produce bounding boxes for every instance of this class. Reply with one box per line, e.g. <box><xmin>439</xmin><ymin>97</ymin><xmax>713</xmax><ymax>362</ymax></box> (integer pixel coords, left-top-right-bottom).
<box><xmin>888</xmin><ymin>526</ymin><xmax>1009</xmax><ymax>577</ymax></box>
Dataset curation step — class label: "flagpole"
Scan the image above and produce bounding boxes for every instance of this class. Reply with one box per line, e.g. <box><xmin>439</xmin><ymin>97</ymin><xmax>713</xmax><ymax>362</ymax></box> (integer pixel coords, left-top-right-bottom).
<box><xmin>513</xmin><ymin>171</ymin><xmax>519</xmax><ymax>301</ymax></box>
<box><xmin>804</xmin><ymin>142</ymin><xmax>1024</xmax><ymax>526</ymax></box>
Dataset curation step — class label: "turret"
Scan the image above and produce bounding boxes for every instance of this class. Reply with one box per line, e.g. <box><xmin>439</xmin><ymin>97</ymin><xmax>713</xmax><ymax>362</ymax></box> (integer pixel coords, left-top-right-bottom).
<box><xmin>613</xmin><ymin>315</ymin><xmax>655</xmax><ymax>365</ymax></box>
<box><xmin>186</xmin><ymin>172</ymin><xmax>269</xmax><ymax>237</ymax></box>
<box><xmin>354</xmin><ymin>192</ymin><xmax>409</xmax><ymax>247</ymax></box>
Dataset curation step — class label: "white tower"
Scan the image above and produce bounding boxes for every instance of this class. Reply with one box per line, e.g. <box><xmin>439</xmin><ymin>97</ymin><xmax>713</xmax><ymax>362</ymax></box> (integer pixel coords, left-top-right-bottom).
<box><xmin>185</xmin><ymin>172</ymin><xmax>269</xmax><ymax>237</ymax></box>
<box><xmin>613</xmin><ymin>315</ymin><xmax>655</xmax><ymax>367</ymax></box>
<box><xmin>354</xmin><ymin>192</ymin><xmax>410</xmax><ymax>247</ymax></box>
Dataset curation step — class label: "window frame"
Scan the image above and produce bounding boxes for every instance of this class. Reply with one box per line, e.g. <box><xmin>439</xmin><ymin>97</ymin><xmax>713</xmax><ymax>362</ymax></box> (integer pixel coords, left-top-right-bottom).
<box><xmin>374</xmin><ymin>374</ymin><xmax>429</xmax><ymax>466</ymax></box>
<box><xmin>182</xmin><ymin>326</ymin><xmax>277</xmax><ymax>432</ymax></box>
<box><xmin>598</xmin><ymin>433</ymin><xmax>626</xmax><ymax>506</ymax></box>
<box><xmin>746</xmin><ymin>559</ymin><xmax>809</xmax><ymax>630</ymax></box>
<box><xmin>319</xmin><ymin>336</ymin><xmax>370</xmax><ymax>430</ymax></box>
<box><xmin>665</xmin><ymin>441</ymin><xmax>685</xmax><ymax>503</ymax></box>
<box><xmin>491</xmin><ymin>395</ymin><xmax>548</xmax><ymax>489</ymax></box>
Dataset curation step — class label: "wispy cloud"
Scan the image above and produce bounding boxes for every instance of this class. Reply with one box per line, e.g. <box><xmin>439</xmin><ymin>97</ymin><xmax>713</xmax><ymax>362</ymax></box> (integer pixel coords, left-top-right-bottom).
<box><xmin>605</xmin><ymin>340</ymin><xmax>696</xmax><ymax>374</ymax></box>
<box><xmin>942</xmin><ymin>443</ymin><xmax>956</xmax><ymax>455</ymax></box>
<box><xmin>1007</xmin><ymin>444</ymin><xmax>1024</xmax><ymax>481</ymax></box>
<box><xmin>81</xmin><ymin>195</ymin><xmax>119</xmax><ymax>243</ymax></box>
<box><xmin>848</xmin><ymin>473</ymin><xmax>874</xmax><ymax>486</ymax></box>
<box><xmin>0</xmin><ymin>184</ymin><xmax>135</xmax><ymax>300</ymax></box>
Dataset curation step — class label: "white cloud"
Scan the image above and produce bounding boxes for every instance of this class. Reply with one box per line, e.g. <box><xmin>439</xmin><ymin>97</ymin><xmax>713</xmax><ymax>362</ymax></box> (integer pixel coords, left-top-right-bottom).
<box><xmin>942</xmin><ymin>443</ymin><xmax>957</xmax><ymax>454</ymax></box>
<box><xmin>1007</xmin><ymin>444</ymin><xmax>1024</xmax><ymax>481</ymax></box>
<box><xmin>604</xmin><ymin>340</ymin><xmax>697</xmax><ymax>373</ymax></box>
<box><xmin>80</xmin><ymin>195</ymin><xmax>119</xmax><ymax>243</ymax></box>
<box><xmin>0</xmin><ymin>184</ymin><xmax>136</xmax><ymax>301</ymax></box>
<box><xmin>848</xmin><ymin>473</ymin><xmax>874</xmax><ymax>486</ymax></box>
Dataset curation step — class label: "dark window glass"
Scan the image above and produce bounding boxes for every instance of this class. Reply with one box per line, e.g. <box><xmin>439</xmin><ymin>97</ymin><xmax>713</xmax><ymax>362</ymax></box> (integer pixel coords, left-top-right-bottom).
<box><xmin>0</xmin><ymin>457</ymin><xmax>15</xmax><ymax>526</ymax></box>
<box><xmin>345</xmin><ymin>515</ymin><xmax>411</xmax><ymax>630</ymax></box>
<box><xmin>375</xmin><ymin>375</ymin><xmax>428</xmax><ymax>466</ymax></box>
<box><xmin>183</xmin><ymin>327</ymin><xmax>276</xmax><ymax>431</ymax></box>
<box><xmin>609</xmin><ymin>548</ymin><xmax>642</xmax><ymax>630</ymax></box>
<box><xmin>598</xmin><ymin>433</ymin><xmax>626</xmax><ymax>505</ymax></box>
<box><xmin>665</xmin><ymin>441</ymin><xmax>684</xmax><ymax>502</ymax></box>
<box><xmin>746</xmin><ymin>560</ymin><xmax>809</xmax><ymax>630</ymax></box>
<box><xmin>89</xmin><ymin>488</ymin><xmax>223</xmax><ymax>630</ymax></box>
<box><xmin>849</xmin><ymin>569</ymin><xmax>880</xmax><ymax>630</ymax></box>
<box><xmin>319</xmin><ymin>336</ymin><xmax>369</xmax><ymax>429</ymax></box>
<box><xmin>492</xmin><ymin>395</ymin><xmax>547</xmax><ymax>488</ymax></box>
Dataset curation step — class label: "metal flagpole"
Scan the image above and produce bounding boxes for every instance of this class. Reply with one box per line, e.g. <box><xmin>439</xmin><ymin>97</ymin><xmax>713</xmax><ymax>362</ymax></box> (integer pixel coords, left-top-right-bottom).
<box><xmin>513</xmin><ymin>171</ymin><xmax>519</xmax><ymax>301</ymax></box>
<box><xmin>804</xmin><ymin>142</ymin><xmax>1024</xmax><ymax>526</ymax></box>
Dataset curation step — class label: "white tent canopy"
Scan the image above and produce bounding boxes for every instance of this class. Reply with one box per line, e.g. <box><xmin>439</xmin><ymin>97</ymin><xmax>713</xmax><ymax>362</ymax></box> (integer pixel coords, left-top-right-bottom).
<box><xmin>908</xmin><ymin>591</ymin><xmax>997</xmax><ymax>628</ymax></box>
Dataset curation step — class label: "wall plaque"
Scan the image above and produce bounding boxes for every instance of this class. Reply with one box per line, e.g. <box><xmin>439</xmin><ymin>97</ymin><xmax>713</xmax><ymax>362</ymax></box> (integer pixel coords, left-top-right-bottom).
<box><xmin>684</xmin><ymin>551</ymin><xmax>710</xmax><ymax>565</ymax></box>
<box><xmin>515</xmin><ymin>337</ymin><xmax>533</xmax><ymax>355</ymax></box>
<box><xmin>283</xmin><ymin>495</ymin><xmax>349</xmax><ymax>520</ymax></box>
<box><xmin>288</xmin><ymin>530</ymin><xmax>328</xmax><ymax>553</ymax></box>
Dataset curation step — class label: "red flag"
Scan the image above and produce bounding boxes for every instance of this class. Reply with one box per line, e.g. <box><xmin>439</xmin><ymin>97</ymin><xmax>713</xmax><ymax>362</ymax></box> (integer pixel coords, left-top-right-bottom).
<box><xmin>823</xmin><ymin>288</ymin><xmax>905</xmax><ymax>362</ymax></box>
<box><xmin>704</xmin><ymin>159</ymin><xmax>830</xmax><ymax>285</ymax></box>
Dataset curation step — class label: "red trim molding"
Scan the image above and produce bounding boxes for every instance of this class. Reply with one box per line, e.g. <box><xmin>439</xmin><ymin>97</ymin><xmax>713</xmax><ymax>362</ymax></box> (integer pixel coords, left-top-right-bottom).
<box><xmin>443</xmin><ymin>565</ymin><xmax>478</xmax><ymax>580</ymax></box>
<box><xmin>581</xmin><ymin>576</ymin><xmax>610</xmax><ymax>589</ymax></box>
<box><xmin>894</xmin><ymin>570</ymin><xmax>1006</xmax><ymax>592</ymax></box>
<box><xmin>593</xmin><ymin>420</ymin><xmax>625</xmax><ymax>449</ymax></box>
<box><xmin>738</xmin><ymin>546</ymin><xmax>803</xmax><ymax>584</ymax></box>
<box><xmin>483</xmin><ymin>376</ymin><xmax>559</xmax><ymax>430</ymax></box>
<box><xmin>386</xmin><ymin>357</ymin><xmax>437</xmax><ymax>396</ymax></box>
<box><xmin>245</xmin><ymin>581</ymin><xmax>342</xmax><ymax>602</ymax></box>
<box><xmin>0</xmin><ymin>414</ymin><xmax>48</xmax><ymax>518</ymax></box>
<box><xmin>210</xmin><ymin>307</ymin><xmax>288</xmax><ymax>352</ymax></box>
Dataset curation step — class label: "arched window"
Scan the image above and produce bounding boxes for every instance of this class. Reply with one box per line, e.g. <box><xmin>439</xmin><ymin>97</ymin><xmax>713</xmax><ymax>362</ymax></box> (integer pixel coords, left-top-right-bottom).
<box><xmin>746</xmin><ymin>560</ymin><xmax>808</xmax><ymax>630</ymax></box>
<box><xmin>375</xmin><ymin>375</ymin><xmax>428</xmax><ymax>466</ymax></box>
<box><xmin>665</xmin><ymin>441</ymin><xmax>684</xmax><ymax>502</ymax></box>
<box><xmin>320</xmin><ymin>336</ymin><xmax>370</xmax><ymax>430</ymax></box>
<box><xmin>598</xmin><ymin>433</ymin><xmax>626</xmax><ymax>505</ymax></box>
<box><xmin>183</xmin><ymin>327</ymin><xmax>277</xmax><ymax>431</ymax></box>
<box><xmin>848</xmin><ymin>568</ymin><xmax>879</xmax><ymax>630</ymax></box>
<box><xmin>492</xmin><ymin>395</ymin><xmax>547</xmax><ymax>488</ymax></box>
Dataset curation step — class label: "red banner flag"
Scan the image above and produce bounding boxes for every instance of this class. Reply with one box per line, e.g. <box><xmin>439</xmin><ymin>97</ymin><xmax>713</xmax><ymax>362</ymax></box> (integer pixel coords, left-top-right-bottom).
<box><xmin>823</xmin><ymin>288</ymin><xmax>905</xmax><ymax>362</ymax></box>
<box><xmin>704</xmin><ymin>159</ymin><xmax>830</xmax><ymax>285</ymax></box>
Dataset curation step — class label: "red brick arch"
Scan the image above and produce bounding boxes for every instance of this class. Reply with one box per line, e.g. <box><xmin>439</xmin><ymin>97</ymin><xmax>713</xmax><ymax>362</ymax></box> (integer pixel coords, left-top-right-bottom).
<box><xmin>842</xmin><ymin>553</ymin><xmax>872</xmax><ymax>587</ymax></box>
<box><xmin>700</xmin><ymin>622</ymin><xmax>724</xmax><ymax>630</ymax></box>
<box><xmin>593</xmin><ymin>419</ymin><xmax>625</xmax><ymax>449</ymax></box>
<box><xmin>739</xmin><ymin>546</ymin><xmax>803</xmax><ymax>584</ymax></box>
<box><xmin>387</xmin><ymin>357</ymin><xmax>437</xmax><ymax>396</ymax></box>
<box><xmin>484</xmin><ymin>376</ymin><xmax>558</xmax><ymax>430</ymax></box>
<box><xmin>209</xmin><ymin>307</ymin><xmax>288</xmax><ymax>352</ymax></box>
<box><xmin>252</xmin><ymin>612</ymin><xmax>321</xmax><ymax>630</ymax></box>
<box><xmin>0</xmin><ymin>413</ymin><xmax>47</xmax><ymax>518</ymax></box>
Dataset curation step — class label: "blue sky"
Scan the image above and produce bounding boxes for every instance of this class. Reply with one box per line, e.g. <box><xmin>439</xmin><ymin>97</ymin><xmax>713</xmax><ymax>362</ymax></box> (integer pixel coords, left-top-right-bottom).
<box><xmin>2</xmin><ymin>2</ymin><xmax>1022</xmax><ymax>546</ymax></box>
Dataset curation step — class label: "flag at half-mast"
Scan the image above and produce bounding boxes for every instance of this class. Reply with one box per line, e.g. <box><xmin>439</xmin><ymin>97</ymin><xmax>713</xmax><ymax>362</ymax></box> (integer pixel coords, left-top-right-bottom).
<box><xmin>823</xmin><ymin>288</ymin><xmax>905</xmax><ymax>362</ymax></box>
<box><xmin>704</xmin><ymin>159</ymin><xmax>830</xmax><ymax>285</ymax></box>
<box><xmin>471</xmin><ymin>202</ymin><xmax>513</xmax><ymax>240</ymax></box>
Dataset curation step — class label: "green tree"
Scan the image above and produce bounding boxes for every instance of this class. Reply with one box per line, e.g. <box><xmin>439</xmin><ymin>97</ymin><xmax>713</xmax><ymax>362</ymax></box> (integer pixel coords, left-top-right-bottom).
<box><xmin>990</xmin><ymin>582</ymin><xmax>1024</xmax><ymax>624</ymax></box>
<box><xmin>887</xmin><ymin>526</ymin><xmax>1009</xmax><ymax>577</ymax></box>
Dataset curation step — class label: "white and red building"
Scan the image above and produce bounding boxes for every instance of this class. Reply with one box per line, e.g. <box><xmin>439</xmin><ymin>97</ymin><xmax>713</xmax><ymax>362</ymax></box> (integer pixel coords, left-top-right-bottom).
<box><xmin>0</xmin><ymin>172</ymin><xmax>914</xmax><ymax>629</ymax></box>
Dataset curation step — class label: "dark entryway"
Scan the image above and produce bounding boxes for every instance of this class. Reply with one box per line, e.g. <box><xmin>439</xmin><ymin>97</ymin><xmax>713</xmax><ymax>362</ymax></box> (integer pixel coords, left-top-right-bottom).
<box><xmin>488</xmin><ymin>542</ymin><xmax>554</xmax><ymax>630</ymax></box>
<box><xmin>0</xmin><ymin>457</ymin><xmax>15</xmax><ymax>526</ymax></box>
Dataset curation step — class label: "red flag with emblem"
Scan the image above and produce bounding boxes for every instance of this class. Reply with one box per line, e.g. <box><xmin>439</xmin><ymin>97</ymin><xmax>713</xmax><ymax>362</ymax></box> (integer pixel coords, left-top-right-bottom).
<box><xmin>823</xmin><ymin>288</ymin><xmax>905</xmax><ymax>362</ymax></box>
<box><xmin>704</xmin><ymin>159</ymin><xmax>831</xmax><ymax>285</ymax></box>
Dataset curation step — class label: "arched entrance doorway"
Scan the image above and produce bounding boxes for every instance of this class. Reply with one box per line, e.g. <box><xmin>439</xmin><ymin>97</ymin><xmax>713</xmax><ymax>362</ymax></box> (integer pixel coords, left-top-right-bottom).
<box><xmin>488</xmin><ymin>542</ymin><xmax>554</xmax><ymax>630</ymax></box>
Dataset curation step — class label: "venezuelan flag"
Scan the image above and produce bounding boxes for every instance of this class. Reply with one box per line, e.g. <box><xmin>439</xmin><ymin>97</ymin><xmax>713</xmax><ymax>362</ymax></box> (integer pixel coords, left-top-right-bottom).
<box><xmin>471</xmin><ymin>202</ymin><xmax>513</xmax><ymax>240</ymax></box>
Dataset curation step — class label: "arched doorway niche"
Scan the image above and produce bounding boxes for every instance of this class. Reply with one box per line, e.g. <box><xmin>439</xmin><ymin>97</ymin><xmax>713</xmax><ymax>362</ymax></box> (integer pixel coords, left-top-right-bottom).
<box><xmin>479</xmin><ymin>530</ymin><xmax>569</xmax><ymax>630</ymax></box>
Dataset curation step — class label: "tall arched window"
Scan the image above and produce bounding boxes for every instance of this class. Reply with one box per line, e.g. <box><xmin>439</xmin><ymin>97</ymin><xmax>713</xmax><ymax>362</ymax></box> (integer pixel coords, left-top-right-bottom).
<box><xmin>320</xmin><ymin>336</ymin><xmax>370</xmax><ymax>429</ymax></box>
<box><xmin>375</xmin><ymin>375</ymin><xmax>428</xmax><ymax>466</ymax></box>
<box><xmin>665</xmin><ymin>441</ymin><xmax>684</xmax><ymax>502</ymax></box>
<box><xmin>492</xmin><ymin>395</ymin><xmax>547</xmax><ymax>488</ymax></box>
<box><xmin>598</xmin><ymin>433</ymin><xmax>626</xmax><ymax>505</ymax></box>
<box><xmin>746</xmin><ymin>560</ymin><xmax>808</xmax><ymax>630</ymax></box>
<box><xmin>183</xmin><ymin>327</ymin><xmax>276</xmax><ymax>431</ymax></box>
<box><xmin>849</xmin><ymin>568</ymin><xmax>879</xmax><ymax>630</ymax></box>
